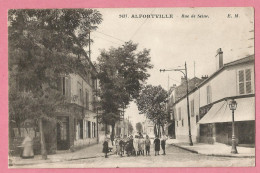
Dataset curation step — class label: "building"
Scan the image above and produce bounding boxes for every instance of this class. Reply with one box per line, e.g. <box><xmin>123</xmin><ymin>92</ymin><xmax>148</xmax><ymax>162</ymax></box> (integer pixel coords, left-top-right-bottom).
<box><xmin>55</xmin><ymin>68</ymin><xmax>99</xmax><ymax>150</ymax></box>
<box><xmin>143</xmin><ymin>118</ymin><xmax>155</xmax><ymax>138</ymax></box>
<box><xmin>168</xmin><ymin>50</ymin><xmax>255</xmax><ymax>146</ymax></box>
<box><xmin>167</xmin><ymin>77</ymin><xmax>203</xmax><ymax>139</ymax></box>
<box><xmin>9</xmin><ymin>53</ymin><xmax>100</xmax><ymax>154</ymax></box>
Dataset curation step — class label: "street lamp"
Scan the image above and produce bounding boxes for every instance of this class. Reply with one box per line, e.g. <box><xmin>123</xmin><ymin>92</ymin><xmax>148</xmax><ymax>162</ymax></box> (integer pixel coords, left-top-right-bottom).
<box><xmin>160</xmin><ymin>62</ymin><xmax>193</xmax><ymax>146</ymax></box>
<box><xmin>229</xmin><ymin>99</ymin><xmax>238</xmax><ymax>154</ymax></box>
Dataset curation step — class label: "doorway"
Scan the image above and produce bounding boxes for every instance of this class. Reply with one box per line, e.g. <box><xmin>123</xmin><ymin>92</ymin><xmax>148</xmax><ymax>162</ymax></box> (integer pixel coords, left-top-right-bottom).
<box><xmin>57</xmin><ymin>117</ymin><xmax>70</xmax><ymax>150</ymax></box>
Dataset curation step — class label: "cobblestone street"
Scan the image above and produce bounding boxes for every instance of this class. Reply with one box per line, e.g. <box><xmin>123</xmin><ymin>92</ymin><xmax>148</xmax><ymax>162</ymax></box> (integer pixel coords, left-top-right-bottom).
<box><xmin>13</xmin><ymin>144</ymin><xmax>255</xmax><ymax>168</ymax></box>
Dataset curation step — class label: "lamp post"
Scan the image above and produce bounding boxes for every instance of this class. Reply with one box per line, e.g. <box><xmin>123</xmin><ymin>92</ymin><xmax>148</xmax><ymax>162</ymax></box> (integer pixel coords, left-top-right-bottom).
<box><xmin>160</xmin><ymin>62</ymin><xmax>193</xmax><ymax>146</ymax></box>
<box><xmin>229</xmin><ymin>99</ymin><xmax>238</xmax><ymax>154</ymax></box>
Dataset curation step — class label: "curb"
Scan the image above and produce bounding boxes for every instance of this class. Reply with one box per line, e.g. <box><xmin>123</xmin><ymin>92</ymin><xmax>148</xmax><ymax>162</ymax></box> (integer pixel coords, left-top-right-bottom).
<box><xmin>171</xmin><ymin>143</ymin><xmax>198</xmax><ymax>154</ymax></box>
<box><xmin>170</xmin><ymin>143</ymin><xmax>255</xmax><ymax>158</ymax></box>
<box><xmin>11</xmin><ymin>153</ymin><xmax>115</xmax><ymax>167</ymax></box>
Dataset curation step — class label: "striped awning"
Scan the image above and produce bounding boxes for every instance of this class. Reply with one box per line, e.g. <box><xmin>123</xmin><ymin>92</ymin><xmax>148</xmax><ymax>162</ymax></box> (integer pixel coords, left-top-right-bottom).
<box><xmin>198</xmin><ymin>97</ymin><xmax>255</xmax><ymax>124</ymax></box>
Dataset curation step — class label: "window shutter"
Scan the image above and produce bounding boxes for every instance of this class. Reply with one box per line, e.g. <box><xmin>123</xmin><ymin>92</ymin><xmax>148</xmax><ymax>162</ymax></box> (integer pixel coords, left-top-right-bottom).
<box><xmin>191</xmin><ymin>100</ymin><xmax>194</xmax><ymax>117</ymax></box>
<box><xmin>178</xmin><ymin>107</ymin><xmax>181</xmax><ymax>121</ymax></box>
<box><xmin>173</xmin><ymin>107</ymin><xmax>177</xmax><ymax>120</ymax></box>
<box><xmin>245</xmin><ymin>69</ymin><xmax>252</xmax><ymax>94</ymax></box>
<box><xmin>85</xmin><ymin>91</ymin><xmax>89</xmax><ymax>110</ymax></box>
<box><xmin>65</xmin><ymin>77</ymin><xmax>71</xmax><ymax>100</ymax></box>
<box><xmin>238</xmin><ymin>70</ymin><xmax>245</xmax><ymax>94</ymax></box>
<box><xmin>207</xmin><ymin>85</ymin><xmax>211</xmax><ymax>104</ymax></box>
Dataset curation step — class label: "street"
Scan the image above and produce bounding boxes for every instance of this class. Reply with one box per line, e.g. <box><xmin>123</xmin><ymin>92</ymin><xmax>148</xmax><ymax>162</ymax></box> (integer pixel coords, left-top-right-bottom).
<box><xmin>14</xmin><ymin>144</ymin><xmax>255</xmax><ymax>168</ymax></box>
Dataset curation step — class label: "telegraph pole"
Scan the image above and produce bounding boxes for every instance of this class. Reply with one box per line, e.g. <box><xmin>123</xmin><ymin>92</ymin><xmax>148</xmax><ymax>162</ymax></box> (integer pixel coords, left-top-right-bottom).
<box><xmin>185</xmin><ymin>62</ymin><xmax>193</xmax><ymax>146</ymax></box>
<box><xmin>160</xmin><ymin>62</ymin><xmax>193</xmax><ymax>146</ymax></box>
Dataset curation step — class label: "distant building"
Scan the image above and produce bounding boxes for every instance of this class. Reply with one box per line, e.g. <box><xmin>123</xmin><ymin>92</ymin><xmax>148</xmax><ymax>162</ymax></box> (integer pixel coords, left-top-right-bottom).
<box><xmin>143</xmin><ymin>118</ymin><xmax>155</xmax><ymax>138</ymax></box>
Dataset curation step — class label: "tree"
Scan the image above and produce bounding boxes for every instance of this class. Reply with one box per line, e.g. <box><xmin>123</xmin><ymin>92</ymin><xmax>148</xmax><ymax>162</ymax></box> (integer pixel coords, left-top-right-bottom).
<box><xmin>97</xmin><ymin>41</ymin><xmax>153</xmax><ymax>139</ymax></box>
<box><xmin>136</xmin><ymin>122</ymin><xmax>143</xmax><ymax>133</ymax></box>
<box><xmin>136</xmin><ymin>85</ymin><xmax>168</xmax><ymax>138</ymax></box>
<box><xmin>8</xmin><ymin>9</ymin><xmax>103</xmax><ymax>159</ymax></box>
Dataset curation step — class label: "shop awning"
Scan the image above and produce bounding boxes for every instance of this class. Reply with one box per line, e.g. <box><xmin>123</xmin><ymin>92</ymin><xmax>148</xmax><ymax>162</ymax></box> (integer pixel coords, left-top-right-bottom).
<box><xmin>198</xmin><ymin>97</ymin><xmax>255</xmax><ymax>124</ymax></box>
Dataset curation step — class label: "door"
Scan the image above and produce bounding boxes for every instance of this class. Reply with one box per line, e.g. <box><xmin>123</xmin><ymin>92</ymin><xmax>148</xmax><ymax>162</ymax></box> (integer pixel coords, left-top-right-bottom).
<box><xmin>57</xmin><ymin>117</ymin><xmax>70</xmax><ymax>150</ymax></box>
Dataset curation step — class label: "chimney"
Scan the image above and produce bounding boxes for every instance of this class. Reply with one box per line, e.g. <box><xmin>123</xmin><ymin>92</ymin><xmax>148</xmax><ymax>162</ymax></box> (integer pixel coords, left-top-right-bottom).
<box><xmin>215</xmin><ymin>48</ymin><xmax>223</xmax><ymax>70</ymax></box>
<box><xmin>181</xmin><ymin>77</ymin><xmax>186</xmax><ymax>84</ymax></box>
<box><xmin>201</xmin><ymin>75</ymin><xmax>208</xmax><ymax>80</ymax></box>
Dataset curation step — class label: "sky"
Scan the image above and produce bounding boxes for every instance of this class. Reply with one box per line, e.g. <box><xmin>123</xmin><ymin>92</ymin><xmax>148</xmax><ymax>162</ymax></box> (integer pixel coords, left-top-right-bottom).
<box><xmin>89</xmin><ymin>8</ymin><xmax>254</xmax><ymax>126</ymax></box>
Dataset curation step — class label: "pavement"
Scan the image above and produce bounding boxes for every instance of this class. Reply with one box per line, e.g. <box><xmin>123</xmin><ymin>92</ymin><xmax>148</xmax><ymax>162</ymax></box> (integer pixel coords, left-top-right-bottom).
<box><xmin>167</xmin><ymin>139</ymin><xmax>255</xmax><ymax>158</ymax></box>
<box><xmin>9</xmin><ymin>139</ymin><xmax>255</xmax><ymax>167</ymax></box>
<box><xmin>9</xmin><ymin>143</ymin><xmax>115</xmax><ymax>167</ymax></box>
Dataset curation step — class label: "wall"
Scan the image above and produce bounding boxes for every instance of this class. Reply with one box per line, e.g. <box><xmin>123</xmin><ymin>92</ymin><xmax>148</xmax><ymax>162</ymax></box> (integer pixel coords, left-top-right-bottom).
<box><xmin>199</xmin><ymin>63</ymin><xmax>254</xmax><ymax>107</ymax></box>
<box><xmin>174</xmin><ymin>89</ymin><xmax>200</xmax><ymax>143</ymax></box>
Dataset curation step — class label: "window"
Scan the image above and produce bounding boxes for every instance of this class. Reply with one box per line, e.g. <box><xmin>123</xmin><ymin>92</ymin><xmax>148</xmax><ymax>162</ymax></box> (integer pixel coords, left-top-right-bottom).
<box><xmin>92</xmin><ymin>122</ymin><xmax>94</xmax><ymax>138</ymax></box>
<box><xmin>176</xmin><ymin>121</ymin><xmax>178</xmax><ymax>127</ymax></box>
<box><xmin>77</xmin><ymin>82</ymin><xmax>83</xmax><ymax>104</ymax></box>
<box><xmin>190</xmin><ymin>99</ymin><xmax>194</xmax><ymax>117</ymax></box>
<box><xmin>93</xmin><ymin>123</ymin><xmax>96</xmax><ymax>137</ymax></box>
<box><xmin>85</xmin><ymin>90</ymin><xmax>89</xmax><ymax>110</ymax></box>
<box><xmin>207</xmin><ymin>85</ymin><xmax>212</xmax><ymax>104</ymax></box>
<box><xmin>88</xmin><ymin>121</ymin><xmax>91</xmax><ymax>138</ymax></box>
<box><xmin>182</xmin><ymin>119</ymin><xmax>184</xmax><ymax>126</ymax></box>
<box><xmin>79</xmin><ymin>120</ymin><xmax>83</xmax><ymax>139</ymax></box>
<box><xmin>238</xmin><ymin>69</ymin><xmax>252</xmax><ymax>95</ymax></box>
<box><xmin>178</xmin><ymin>107</ymin><xmax>181</xmax><ymax>121</ymax></box>
<box><xmin>62</xmin><ymin>77</ymin><xmax>66</xmax><ymax>95</ymax></box>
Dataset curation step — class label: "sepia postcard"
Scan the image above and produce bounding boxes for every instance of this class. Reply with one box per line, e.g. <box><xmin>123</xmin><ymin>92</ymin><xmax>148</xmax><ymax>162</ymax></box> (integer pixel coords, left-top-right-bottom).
<box><xmin>8</xmin><ymin>7</ymin><xmax>255</xmax><ymax>168</ymax></box>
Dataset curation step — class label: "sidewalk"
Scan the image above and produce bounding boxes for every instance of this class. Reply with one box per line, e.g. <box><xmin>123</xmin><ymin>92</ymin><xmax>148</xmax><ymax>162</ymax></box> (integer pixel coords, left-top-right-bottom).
<box><xmin>167</xmin><ymin>139</ymin><xmax>255</xmax><ymax>158</ymax></box>
<box><xmin>10</xmin><ymin>143</ymin><xmax>115</xmax><ymax>167</ymax></box>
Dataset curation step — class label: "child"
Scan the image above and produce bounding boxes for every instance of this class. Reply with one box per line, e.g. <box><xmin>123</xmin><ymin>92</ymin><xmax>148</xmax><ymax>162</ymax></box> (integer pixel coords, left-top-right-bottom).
<box><xmin>161</xmin><ymin>134</ymin><xmax>168</xmax><ymax>155</ymax></box>
<box><xmin>145</xmin><ymin>135</ymin><xmax>151</xmax><ymax>156</ymax></box>
<box><xmin>103</xmin><ymin>138</ymin><xmax>109</xmax><ymax>158</ymax></box>
<box><xmin>154</xmin><ymin>136</ymin><xmax>160</xmax><ymax>156</ymax></box>
<box><xmin>119</xmin><ymin>137</ymin><xmax>124</xmax><ymax>157</ymax></box>
<box><xmin>115</xmin><ymin>136</ymin><xmax>120</xmax><ymax>155</ymax></box>
<box><xmin>133</xmin><ymin>135</ymin><xmax>139</xmax><ymax>156</ymax></box>
<box><xmin>140</xmin><ymin>136</ymin><xmax>145</xmax><ymax>156</ymax></box>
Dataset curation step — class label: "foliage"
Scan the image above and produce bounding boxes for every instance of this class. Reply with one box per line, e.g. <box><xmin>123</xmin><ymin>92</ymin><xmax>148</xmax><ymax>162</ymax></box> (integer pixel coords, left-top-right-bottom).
<box><xmin>135</xmin><ymin>122</ymin><xmax>143</xmax><ymax>133</ymax></box>
<box><xmin>9</xmin><ymin>9</ymin><xmax>103</xmax><ymax>125</ymax></box>
<box><xmin>8</xmin><ymin>9</ymin><xmax>103</xmax><ymax>158</ymax></box>
<box><xmin>136</xmin><ymin>85</ymin><xmax>168</xmax><ymax>126</ymax></box>
<box><xmin>97</xmin><ymin>41</ymin><xmax>153</xmax><ymax>127</ymax></box>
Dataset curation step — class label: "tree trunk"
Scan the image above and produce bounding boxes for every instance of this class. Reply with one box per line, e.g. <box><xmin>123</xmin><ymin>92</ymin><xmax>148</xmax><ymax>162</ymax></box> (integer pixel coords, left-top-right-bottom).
<box><xmin>105</xmin><ymin>123</ymin><xmax>108</xmax><ymax>135</ymax></box>
<box><xmin>157</xmin><ymin>123</ymin><xmax>161</xmax><ymax>138</ymax></box>
<box><xmin>39</xmin><ymin>118</ymin><xmax>47</xmax><ymax>160</ymax></box>
<box><xmin>154</xmin><ymin>124</ymin><xmax>157</xmax><ymax>137</ymax></box>
<box><xmin>17</xmin><ymin>123</ymin><xmax>21</xmax><ymax>137</ymax></box>
<box><xmin>111</xmin><ymin>123</ymin><xmax>115</xmax><ymax>140</ymax></box>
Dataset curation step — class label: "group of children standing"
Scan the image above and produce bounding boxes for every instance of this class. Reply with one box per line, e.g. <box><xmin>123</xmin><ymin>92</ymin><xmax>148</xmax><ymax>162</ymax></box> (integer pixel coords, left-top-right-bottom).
<box><xmin>102</xmin><ymin>133</ymin><xmax>168</xmax><ymax>158</ymax></box>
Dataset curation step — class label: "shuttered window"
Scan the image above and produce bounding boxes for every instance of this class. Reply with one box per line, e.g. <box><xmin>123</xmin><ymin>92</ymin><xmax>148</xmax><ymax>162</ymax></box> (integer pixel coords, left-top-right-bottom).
<box><xmin>239</xmin><ymin>70</ymin><xmax>245</xmax><ymax>94</ymax></box>
<box><xmin>178</xmin><ymin>107</ymin><xmax>181</xmax><ymax>121</ymax></box>
<box><xmin>190</xmin><ymin>99</ymin><xmax>195</xmax><ymax>117</ymax></box>
<box><xmin>85</xmin><ymin>91</ymin><xmax>89</xmax><ymax>110</ymax></box>
<box><xmin>207</xmin><ymin>85</ymin><xmax>212</xmax><ymax>104</ymax></box>
<box><xmin>238</xmin><ymin>69</ymin><xmax>252</xmax><ymax>95</ymax></box>
<box><xmin>246</xmin><ymin>69</ymin><xmax>252</xmax><ymax>93</ymax></box>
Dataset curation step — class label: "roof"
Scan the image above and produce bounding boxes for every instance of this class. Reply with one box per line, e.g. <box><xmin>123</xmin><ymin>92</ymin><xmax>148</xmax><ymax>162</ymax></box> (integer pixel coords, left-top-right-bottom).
<box><xmin>172</xmin><ymin>54</ymin><xmax>255</xmax><ymax>105</ymax></box>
